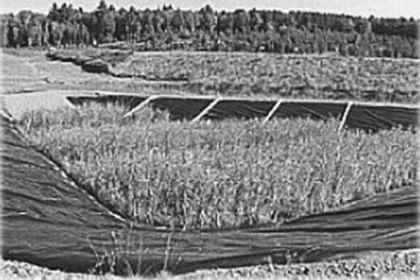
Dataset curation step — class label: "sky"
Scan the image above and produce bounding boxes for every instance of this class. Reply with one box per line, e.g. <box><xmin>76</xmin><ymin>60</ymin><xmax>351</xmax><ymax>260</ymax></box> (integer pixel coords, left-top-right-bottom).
<box><xmin>2</xmin><ymin>0</ymin><xmax>420</xmax><ymax>18</ymax></box>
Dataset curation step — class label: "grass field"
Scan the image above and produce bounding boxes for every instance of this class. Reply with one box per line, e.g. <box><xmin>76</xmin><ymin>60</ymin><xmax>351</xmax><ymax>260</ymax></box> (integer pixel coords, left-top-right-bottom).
<box><xmin>20</xmin><ymin>103</ymin><xmax>417</xmax><ymax>230</ymax></box>
<box><xmin>47</xmin><ymin>48</ymin><xmax>419</xmax><ymax>103</ymax></box>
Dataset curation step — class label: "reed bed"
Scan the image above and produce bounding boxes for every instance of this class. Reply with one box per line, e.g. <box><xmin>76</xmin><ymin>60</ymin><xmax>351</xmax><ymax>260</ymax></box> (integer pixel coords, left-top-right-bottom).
<box><xmin>20</xmin><ymin>104</ymin><xmax>417</xmax><ymax>230</ymax></box>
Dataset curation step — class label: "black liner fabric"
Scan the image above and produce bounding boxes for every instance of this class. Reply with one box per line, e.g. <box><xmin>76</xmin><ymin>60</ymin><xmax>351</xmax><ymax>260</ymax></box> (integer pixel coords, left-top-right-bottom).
<box><xmin>148</xmin><ymin>97</ymin><xmax>213</xmax><ymax>120</ymax></box>
<box><xmin>345</xmin><ymin>105</ymin><xmax>418</xmax><ymax>131</ymax></box>
<box><xmin>205</xmin><ymin>100</ymin><xmax>275</xmax><ymax>120</ymax></box>
<box><xmin>67</xmin><ymin>95</ymin><xmax>417</xmax><ymax>131</ymax></box>
<box><xmin>272</xmin><ymin>101</ymin><xmax>348</xmax><ymax>120</ymax></box>
<box><xmin>1</xmin><ymin>118</ymin><xmax>418</xmax><ymax>275</ymax></box>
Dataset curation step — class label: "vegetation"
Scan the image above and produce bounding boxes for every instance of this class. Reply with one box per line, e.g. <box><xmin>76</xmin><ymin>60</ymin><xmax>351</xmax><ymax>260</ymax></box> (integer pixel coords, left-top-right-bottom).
<box><xmin>21</xmin><ymin>104</ymin><xmax>417</xmax><ymax>230</ymax></box>
<box><xmin>2</xmin><ymin>1</ymin><xmax>418</xmax><ymax>57</ymax></box>
<box><xmin>47</xmin><ymin>48</ymin><xmax>419</xmax><ymax>103</ymax></box>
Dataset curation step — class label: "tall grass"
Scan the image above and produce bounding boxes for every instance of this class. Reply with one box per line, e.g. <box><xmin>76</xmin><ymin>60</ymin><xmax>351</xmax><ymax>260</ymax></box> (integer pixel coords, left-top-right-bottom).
<box><xmin>124</xmin><ymin>52</ymin><xmax>419</xmax><ymax>102</ymax></box>
<box><xmin>20</xmin><ymin>104</ymin><xmax>417</xmax><ymax>230</ymax></box>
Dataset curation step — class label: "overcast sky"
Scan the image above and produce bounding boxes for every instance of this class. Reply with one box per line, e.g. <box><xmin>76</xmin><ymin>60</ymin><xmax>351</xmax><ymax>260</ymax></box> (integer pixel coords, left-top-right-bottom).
<box><xmin>2</xmin><ymin>0</ymin><xmax>420</xmax><ymax>18</ymax></box>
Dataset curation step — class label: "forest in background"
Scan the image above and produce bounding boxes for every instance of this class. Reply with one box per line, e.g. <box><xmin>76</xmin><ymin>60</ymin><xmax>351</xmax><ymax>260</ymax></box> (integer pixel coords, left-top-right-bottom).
<box><xmin>1</xmin><ymin>0</ymin><xmax>418</xmax><ymax>57</ymax></box>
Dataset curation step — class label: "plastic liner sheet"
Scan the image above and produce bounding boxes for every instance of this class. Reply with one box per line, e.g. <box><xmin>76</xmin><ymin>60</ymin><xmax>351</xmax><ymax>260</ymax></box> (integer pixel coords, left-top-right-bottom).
<box><xmin>205</xmin><ymin>100</ymin><xmax>275</xmax><ymax>120</ymax></box>
<box><xmin>67</xmin><ymin>95</ymin><xmax>147</xmax><ymax>111</ymax></box>
<box><xmin>272</xmin><ymin>101</ymin><xmax>348</xmax><ymax>120</ymax></box>
<box><xmin>345</xmin><ymin>104</ymin><xmax>418</xmax><ymax>131</ymax></box>
<box><xmin>149</xmin><ymin>97</ymin><xmax>213</xmax><ymax>120</ymax></box>
<box><xmin>1</xmin><ymin>118</ymin><xmax>418</xmax><ymax>275</ymax></box>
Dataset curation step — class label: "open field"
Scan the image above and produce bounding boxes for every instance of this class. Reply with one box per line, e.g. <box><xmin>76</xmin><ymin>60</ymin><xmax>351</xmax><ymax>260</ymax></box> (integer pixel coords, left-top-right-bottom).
<box><xmin>20</xmin><ymin>103</ymin><xmax>417</xmax><ymax>229</ymax></box>
<box><xmin>47</xmin><ymin>48</ymin><xmax>420</xmax><ymax>103</ymax></box>
<box><xmin>3</xmin><ymin>48</ymin><xmax>419</xmax><ymax>103</ymax></box>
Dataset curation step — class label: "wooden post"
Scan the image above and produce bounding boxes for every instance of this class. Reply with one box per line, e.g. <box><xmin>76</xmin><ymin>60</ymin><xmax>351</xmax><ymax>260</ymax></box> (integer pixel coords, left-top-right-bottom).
<box><xmin>123</xmin><ymin>96</ymin><xmax>158</xmax><ymax>118</ymax></box>
<box><xmin>338</xmin><ymin>101</ymin><xmax>354</xmax><ymax>132</ymax></box>
<box><xmin>262</xmin><ymin>99</ymin><xmax>283</xmax><ymax>125</ymax></box>
<box><xmin>191</xmin><ymin>97</ymin><xmax>221</xmax><ymax>124</ymax></box>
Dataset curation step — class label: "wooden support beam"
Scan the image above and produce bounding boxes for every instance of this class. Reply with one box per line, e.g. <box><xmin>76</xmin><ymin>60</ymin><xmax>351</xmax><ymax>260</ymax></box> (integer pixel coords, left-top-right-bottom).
<box><xmin>123</xmin><ymin>95</ymin><xmax>158</xmax><ymax>118</ymax></box>
<box><xmin>338</xmin><ymin>101</ymin><xmax>354</xmax><ymax>132</ymax></box>
<box><xmin>191</xmin><ymin>97</ymin><xmax>222</xmax><ymax>124</ymax></box>
<box><xmin>262</xmin><ymin>99</ymin><xmax>283</xmax><ymax>125</ymax></box>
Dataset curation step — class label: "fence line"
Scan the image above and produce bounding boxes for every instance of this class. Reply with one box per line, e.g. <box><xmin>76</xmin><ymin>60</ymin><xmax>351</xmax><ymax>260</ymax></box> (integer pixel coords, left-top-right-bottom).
<box><xmin>92</xmin><ymin>91</ymin><xmax>417</xmax><ymax>108</ymax></box>
<box><xmin>66</xmin><ymin>92</ymin><xmax>418</xmax><ymax>131</ymax></box>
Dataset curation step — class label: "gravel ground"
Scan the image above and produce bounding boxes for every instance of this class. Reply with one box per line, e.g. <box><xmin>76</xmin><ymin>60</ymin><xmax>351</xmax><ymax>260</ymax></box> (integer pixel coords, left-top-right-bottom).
<box><xmin>183</xmin><ymin>249</ymin><xmax>420</xmax><ymax>279</ymax></box>
<box><xmin>1</xmin><ymin>250</ymin><xmax>418</xmax><ymax>280</ymax></box>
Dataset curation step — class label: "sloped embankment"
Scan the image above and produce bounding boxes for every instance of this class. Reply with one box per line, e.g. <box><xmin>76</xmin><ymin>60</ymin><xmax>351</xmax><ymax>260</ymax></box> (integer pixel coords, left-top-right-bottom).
<box><xmin>46</xmin><ymin>50</ymin><xmax>131</xmax><ymax>76</ymax></box>
<box><xmin>1</xmin><ymin>117</ymin><xmax>418</xmax><ymax>275</ymax></box>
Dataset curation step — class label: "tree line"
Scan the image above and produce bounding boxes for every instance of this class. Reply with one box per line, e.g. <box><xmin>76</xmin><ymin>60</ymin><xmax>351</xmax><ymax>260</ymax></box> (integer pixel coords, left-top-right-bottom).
<box><xmin>1</xmin><ymin>1</ymin><xmax>418</xmax><ymax>58</ymax></box>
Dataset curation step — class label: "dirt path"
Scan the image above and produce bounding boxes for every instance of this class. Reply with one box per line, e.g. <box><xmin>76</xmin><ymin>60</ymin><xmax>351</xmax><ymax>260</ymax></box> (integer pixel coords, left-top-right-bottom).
<box><xmin>1</xmin><ymin>50</ymin><xmax>46</xmax><ymax>92</ymax></box>
<box><xmin>1</xmin><ymin>50</ymin><xmax>110</xmax><ymax>93</ymax></box>
<box><xmin>1</xmin><ymin>49</ymin><xmax>192</xmax><ymax>95</ymax></box>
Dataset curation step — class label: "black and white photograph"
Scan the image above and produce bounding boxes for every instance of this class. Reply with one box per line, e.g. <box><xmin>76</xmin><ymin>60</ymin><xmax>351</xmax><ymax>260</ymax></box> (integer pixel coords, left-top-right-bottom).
<box><xmin>0</xmin><ymin>0</ymin><xmax>419</xmax><ymax>279</ymax></box>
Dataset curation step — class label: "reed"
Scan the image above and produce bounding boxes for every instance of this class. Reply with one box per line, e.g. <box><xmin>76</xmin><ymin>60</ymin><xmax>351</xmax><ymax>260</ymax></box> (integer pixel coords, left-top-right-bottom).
<box><xmin>20</xmin><ymin>104</ymin><xmax>417</xmax><ymax>230</ymax></box>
